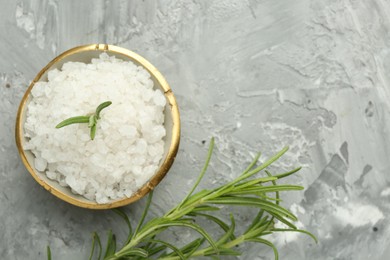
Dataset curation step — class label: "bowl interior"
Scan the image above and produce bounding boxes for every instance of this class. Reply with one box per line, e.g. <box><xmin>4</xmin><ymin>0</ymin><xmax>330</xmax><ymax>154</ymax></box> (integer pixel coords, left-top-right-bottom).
<box><xmin>16</xmin><ymin>45</ymin><xmax>180</xmax><ymax>209</ymax></box>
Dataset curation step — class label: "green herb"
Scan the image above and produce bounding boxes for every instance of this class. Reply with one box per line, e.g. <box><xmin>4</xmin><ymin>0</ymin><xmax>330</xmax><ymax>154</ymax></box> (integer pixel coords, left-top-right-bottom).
<box><xmin>47</xmin><ymin>246</ymin><xmax>51</xmax><ymax>260</ymax></box>
<box><xmin>55</xmin><ymin>101</ymin><xmax>112</xmax><ymax>140</ymax></box>
<box><xmin>48</xmin><ymin>138</ymin><xmax>316</xmax><ymax>259</ymax></box>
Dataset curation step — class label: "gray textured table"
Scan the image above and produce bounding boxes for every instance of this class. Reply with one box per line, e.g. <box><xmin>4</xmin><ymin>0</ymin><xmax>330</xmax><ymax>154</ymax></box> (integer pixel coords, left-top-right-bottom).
<box><xmin>1</xmin><ymin>1</ymin><xmax>389</xmax><ymax>259</ymax></box>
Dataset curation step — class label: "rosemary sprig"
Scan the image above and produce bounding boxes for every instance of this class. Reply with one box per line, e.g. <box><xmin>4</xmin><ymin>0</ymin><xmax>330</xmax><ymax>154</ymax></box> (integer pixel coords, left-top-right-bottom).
<box><xmin>48</xmin><ymin>138</ymin><xmax>316</xmax><ymax>259</ymax></box>
<box><xmin>55</xmin><ymin>101</ymin><xmax>112</xmax><ymax>140</ymax></box>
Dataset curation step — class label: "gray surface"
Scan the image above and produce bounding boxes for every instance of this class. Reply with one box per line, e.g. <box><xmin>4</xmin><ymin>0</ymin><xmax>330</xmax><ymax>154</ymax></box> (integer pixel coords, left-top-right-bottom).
<box><xmin>1</xmin><ymin>0</ymin><xmax>389</xmax><ymax>259</ymax></box>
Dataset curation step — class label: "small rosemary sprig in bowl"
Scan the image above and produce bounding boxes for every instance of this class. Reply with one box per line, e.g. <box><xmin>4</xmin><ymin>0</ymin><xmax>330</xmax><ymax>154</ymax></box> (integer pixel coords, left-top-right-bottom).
<box><xmin>48</xmin><ymin>138</ymin><xmax>316</xmax><ymax>259</ymax></box>
<box><xmin>55</xmin><ymin>101</ymin><xmax>112</xmax><ymax>140</ymax></box>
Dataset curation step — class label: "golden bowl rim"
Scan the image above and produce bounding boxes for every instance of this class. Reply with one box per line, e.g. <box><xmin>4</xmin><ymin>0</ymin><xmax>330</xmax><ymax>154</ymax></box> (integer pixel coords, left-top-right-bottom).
<box><xmin>15</xmin><ymin>44</ymin><xmax>181</xmax><ymax>210</ymax></box>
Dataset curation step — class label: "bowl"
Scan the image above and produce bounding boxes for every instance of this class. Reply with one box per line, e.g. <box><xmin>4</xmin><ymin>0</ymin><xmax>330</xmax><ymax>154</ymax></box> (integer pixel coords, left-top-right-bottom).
<box><xmin>15</xmin><ymin>44</ymin><xmax>180</xmax><ymax>209</ymax></box>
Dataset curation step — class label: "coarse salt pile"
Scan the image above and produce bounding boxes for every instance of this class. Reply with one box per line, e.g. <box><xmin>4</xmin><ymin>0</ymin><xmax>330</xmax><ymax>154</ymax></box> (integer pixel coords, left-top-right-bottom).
<box><xmin>24</xmin><ymin>53</ymin><xmax>167</xmax><ymax>204</ymax></box>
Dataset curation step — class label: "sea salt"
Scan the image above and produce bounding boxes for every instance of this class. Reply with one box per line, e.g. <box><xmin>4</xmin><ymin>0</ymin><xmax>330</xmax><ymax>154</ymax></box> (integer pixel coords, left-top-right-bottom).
<box><xmin>24</xmin><ymin>53</ymin><xmax>166</xmax><ymax>203</ymax></box>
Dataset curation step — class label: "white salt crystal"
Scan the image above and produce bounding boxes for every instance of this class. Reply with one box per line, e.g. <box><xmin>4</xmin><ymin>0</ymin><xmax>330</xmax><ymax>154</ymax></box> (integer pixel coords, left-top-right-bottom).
<box><xmin>148</xmin><ymin>143</ymin><xmax>164</xmax><ymax>157</ymax></box>
<box><xmin>46</xmin><ymin>171</ymin><xmax>57</xmax><ymax>180</ymax></box>
<box><xmin>118</xmin><ymin>125</ymin><xmax>137</xmax><ymax>138</ymax></box>
<box><xmin>124</xmin><ymin>189</ymin><xmax>133</xmax><ymax>197</ymax></box>
<box><xmin>153</xmin><ymin>90</ymin><xmax>166</xmax><ymax>107</ymax></box>
<box><xmin>132</xmin><ymin>166</ymin><xmax>142</xmax><ymax>176</ymax></box>
<box><xmin>135</xmin><ymin>139</ymin><xmax>147</xmax><ymax>154</ymax></box>
<box><xmin>24</xmin><ymin>54</ymin><xmax>166</xmax><ymax>203</ymax></box>
<box><xmin>31</xmin><ymin>83</ymin><xmax>45</xmax><ymax>97</ymax></box>
<box><xmin>34</xmin><ymin>157</ymin><xmax>47</xmax><ymax>172</ymax></box>
<box><xmin>124</xmin><ymin>175</ymin><xmax>133</xmax><ymax>183</ymax></box>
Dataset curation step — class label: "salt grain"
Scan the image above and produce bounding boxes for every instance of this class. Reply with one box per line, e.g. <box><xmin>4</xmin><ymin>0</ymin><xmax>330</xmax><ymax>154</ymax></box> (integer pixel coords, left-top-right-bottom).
<box><xmin>34</xmin><ymin>157</ymin><xmax>47</xmax><ymax>172</ymax></box>
<box><xmin>24</xmin><ymin>53</ymin><xmax>166</xmax><ymax>203</ymax></box>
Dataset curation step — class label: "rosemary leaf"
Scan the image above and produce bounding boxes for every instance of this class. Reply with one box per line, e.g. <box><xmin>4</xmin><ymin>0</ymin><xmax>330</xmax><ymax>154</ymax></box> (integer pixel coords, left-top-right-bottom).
<box><xmin>112</xmin><ymin>208</ymin><xmax>133</xmax><ymax>245</ymax></box>
<box><xmin>96</xmin><ymin>101</ymin><xmax>112</xmax><ymax>119</ymax></box>
<box><xmin>133</xmin><ymin>191</ymin><xmax>153</xmax><ymax>238</ymax></box>
<box><xmin>271</xmin><ymin>228</ymin><xmax>319</xmax><ymax>243</ymax></box>
<box><xmin>272</xmin><ymin>215</ymin><xmax>297</xmax><ymax>229</ymax></box>
<box><xmin>176</xmin><ymin>190</ymin><xmax>212</xmax><ymax>209</ymax></box>
<box><xmin>241</xmin><ymin>152</ymin><xmax>261</xmax><ymax>175</ymax></box>
<box><xmin>212</xmin><ymin>248</ymin><xmax>241</xmax><ymax>256</ymax></box>
<box><xmin>88</xmin><ymin>234</ymin><xmax>96</xmax><ymax>260</ymax></box>
<box><xmin>215</xmin><ymin>214</ymin><xmax>235</xmax><ymax>246</ymax></box>
<box><xmin>55</xmin><ymin>116</ymin><xmax>90</xmax><ymax>128</ymax></box>
<box><xmin>246</xmin><ymin>222</ymin><xmax>274</xmax><ymax>238</ymax></box>
<box><xmin>147</xmin><ymin>239</ymin><xmax>186</xmax><ymax>259</ymax></box>
<box><xmin>246</xmin><ymin>210</ymin><xmax>264</xmax><ymax>232</ymax></box>
<box><xmin>206</xmin><ymin>196</ymin><xmax>297</xmax><ymax>221</ymax></box>
<box><xmin>103</xmin><ymin>230</ymin><xmax>116</xmax><ymax>258</ymax></box>
<box><xmin>89</xmin><ymin>232</ymin><xmax>102</xmax><ymax>260</ymax></box>
<box><xmin>114</xmin><ymin>247</ymin><xmax>148</xmax><ymax>258</ymax></box>
<box><xmin>226</xmin><ymin>185</ymin><xmax>304</xmax><ymax>196</ymax></box>
<box><xmin>191</xmin><ymin>205</ymin><xmax>220</xmax><ymax>212</ymax></box>
<box><xmin>90</xmin><ymin>124</ymin><xmax>96</xmax><ymax>140</ymax></box>
<box><xmin>146</xmin><ymin>245</ymin><xmax>168</xmax><ymax>258</ymax></box>
<box><xmin>202</xmin><ymin>246</ymin><xmax>242</xmax><ymax>256</ymax></box>
<box><xmin>265</xmin><ymin>170</ymin><xmax>280</xmax><ymax>210</ymax></box>
<box><xmin>188</xmin><ymin>212</ymin><xmax>235</xmax><ymax>241</ymax></box>
<box><xmin>274</xmin><ymin>167</ymin><xmax>302</xmax><ymax>179</ymax></box>
<box><xmin>246</xmin><ymin>238</ymin><xmax>279</xmax><ymax>260</ymax></box>
<box><xmin>230</xmin><ymin>176</ymin><xmax>278</xmax><ymax>190</ymax></box>
<box><xmin>153</xmin><ymin>220</ymin><xmax>219</xmax><ymax>252</ymax></box>
<box><xmin>230</xmin><ymin>146</ymin><xmax>289</xmax><ymax>186</ymax></box>
<box><xmin>179</xmin><ymin>238</ymin><xmax>205</xmax><ymax>256</ymax></box>
<box><xmin>47</xmin><ymin>246</ymin><xmax>51</xmax><ymax>260</ymax></box>
<box><xmin>177</xmin><ymin>137</ymin><xmax>214</xmax><ymax>209</ymax></box>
